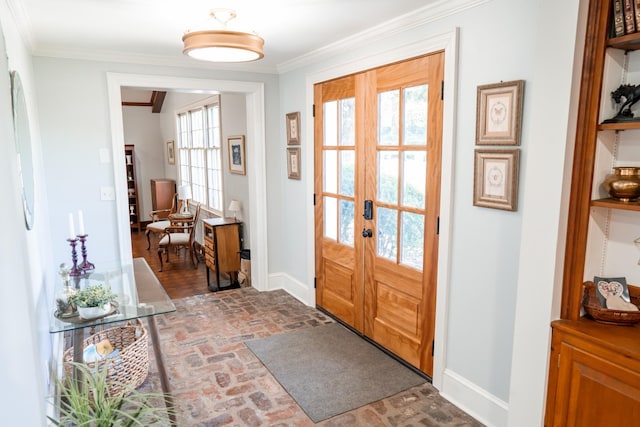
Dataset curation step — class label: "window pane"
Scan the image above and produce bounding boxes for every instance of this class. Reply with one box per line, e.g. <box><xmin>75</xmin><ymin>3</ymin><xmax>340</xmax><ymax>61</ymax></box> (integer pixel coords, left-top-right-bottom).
<box><xmin>324</xmin><ymin>197</ymin><xmax>338</xmax><ymax>240</ymax></box>
<box><xmin>207</xmin><ymin>105</ymin><xmax>221</xmax><ymax>148</ymax></box>
<box><xmin>191</xmin><ymin>110</ymin><xmax>204</xmax><ymax>148</ymax></box>
<box><xmin>339</xmin><ymin>150</ymin><xmax>355</xmax><ymax>197</ymax></box>
<box><xmin>324</xmin><ymin>101</ymin><xmax>338</xmax><ymax>146</ymax></box>
<box><xmin>340</xmin><ymin>98</ymin><xmax>355</xmax><ymax>146</ymax></box>
<box><xmin>377</xmin><ymin>207</ymin><xmax>397</xmax><ymax>261</ymax></box>
<box><xmin>378</xmin><ymin>90</ymin><xmax>399</xmax><ymax>146</ymax></box>
<box><xmin>339</xmin><ymin>200</ymin><xmax>355</xmax><ymax>247</ymax></box>
<box><xmin>401</xmin><ymin>212</ymin><xmax>424</xmax><ymax>269</ymax></box>
<box><xmin>378</xmin><ymin>151</ymin><xmax>398</xmax><ymax>204</ymax></box>
<box><xmin>403</xmin><ymin>85</ymin><xmax>428</xmax><ymax>146</ymax></box>
<box><xmin>402</xmin><ymin>151</ymin><xmax>426</xmax><ymax>209</ymax></box>
<box><xmin>324</xmin><ymin>150</ymin><xmax>338</xmax><ymax>194</ymax></box>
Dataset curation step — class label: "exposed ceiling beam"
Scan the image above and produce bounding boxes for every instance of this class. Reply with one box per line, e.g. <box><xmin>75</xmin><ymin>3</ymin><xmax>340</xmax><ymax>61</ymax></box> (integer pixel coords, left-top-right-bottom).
<box><xmin>122</xmin><ymin>90</ymin><xmax>167</xmax><ymax>113</ymax></box>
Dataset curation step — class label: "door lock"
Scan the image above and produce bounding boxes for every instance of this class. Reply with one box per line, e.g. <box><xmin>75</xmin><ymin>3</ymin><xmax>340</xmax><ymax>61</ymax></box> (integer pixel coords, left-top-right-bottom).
<box><xmin>362</xmin><ymin>228</ymin><xmax>373</xmax><ymax>238</ymax></box>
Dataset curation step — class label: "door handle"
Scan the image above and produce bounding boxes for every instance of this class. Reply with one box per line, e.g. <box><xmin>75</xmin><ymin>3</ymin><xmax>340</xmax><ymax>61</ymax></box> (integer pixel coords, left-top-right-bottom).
<box><xmin>363</xmin><ymin>200</ymin><xmax>373</xmax><ymax>220</ymax></box>
<box><xmin>362</xmin><ymin>228</ymin><xmax>373</xmax><ymax>238</ymax></box>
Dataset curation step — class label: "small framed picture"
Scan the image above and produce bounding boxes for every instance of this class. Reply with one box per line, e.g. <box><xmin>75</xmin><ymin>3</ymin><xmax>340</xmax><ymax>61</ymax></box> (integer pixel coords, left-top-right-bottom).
<box><xmin>287</xmin><ymin>147</ymin><xmax>301</xmax><ymax>180</ymax></box>
<box><xmin>286</xmin><ymin>112</ymin><xmax>300</xmax><ymax>145</ymax></box>
<box><xmin>473</xmin><ymin>149</ymin><xmax>520</xmax><ymax>211</ymax></box>
<box><xmin>476</xmin><ymin>80</ymin><xmax>524</xmax><ymax>145</ymax></box>
<box><xmin>228</xmin><ymin>135</ymin><xmax>246</xmax><ymax>175</ymax></box>
<box><xmin>166</xmin><ymin>140</ymin><xmax>175</xmax><ymax>165</ymax></box>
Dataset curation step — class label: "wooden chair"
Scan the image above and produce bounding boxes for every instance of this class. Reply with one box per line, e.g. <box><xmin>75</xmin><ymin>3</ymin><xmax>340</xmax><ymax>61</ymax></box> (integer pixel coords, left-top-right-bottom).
<box><xmin>145</xmin><ymin>194</ymin><xmax>181</xmax><ymax>249</ymax></box>
<box><xmin>157</xmin><ymin>203</ymin><xmax>200</xmax><ymax>272</ymax></box>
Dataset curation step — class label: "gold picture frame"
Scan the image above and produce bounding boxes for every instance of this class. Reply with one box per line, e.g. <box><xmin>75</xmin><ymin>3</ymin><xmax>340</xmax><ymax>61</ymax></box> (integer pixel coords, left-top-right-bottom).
<box><xmin>287</xmin><ymin>147</ymin><xmax>301</xmax><ymax>180</ymax></box>
<box><xmin>286</xmin><ymin>112</ymin><xmax>300</xmax><ymax>145</ymax></box>
<box><xmin>473</xmin><ymin>149</ymin><xmax>520</xmax><ymax>211</ymax></box>
<box><xmin>166</xmin><ymin>140</ymin><xmax>175</xmax><ymax>165</ymax></box>
<box><xmin>228</xmin><ymin>135</ymin><xmax>246</xmax><ymax>175</ymax></box>
<box><xmin>476</xmin><ymin>80</ymin><xmax>524</xmax><ymax>145</ymax></box>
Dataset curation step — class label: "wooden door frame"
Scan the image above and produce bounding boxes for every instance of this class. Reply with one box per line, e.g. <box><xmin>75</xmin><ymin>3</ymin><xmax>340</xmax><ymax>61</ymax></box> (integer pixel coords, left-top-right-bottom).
<box><xmin>305</xmin><ymin>28</ymin><xmax>458</xmax><ymax>390</ymax></box>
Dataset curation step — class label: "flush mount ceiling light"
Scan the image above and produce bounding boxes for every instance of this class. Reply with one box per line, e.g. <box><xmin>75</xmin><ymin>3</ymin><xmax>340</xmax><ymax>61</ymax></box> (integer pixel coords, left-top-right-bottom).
<box><xmin>182</xmin><ymin>9</ymin><xmax>264</xmax><ymax>63</ymax></box>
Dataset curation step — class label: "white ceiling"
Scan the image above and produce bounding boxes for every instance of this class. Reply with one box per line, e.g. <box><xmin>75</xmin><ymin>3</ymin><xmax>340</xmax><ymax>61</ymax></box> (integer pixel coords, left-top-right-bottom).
<box><xmin>11</xmin><ymin>0</ymin><xmax>437</xmax><ymax>73</ymax></box>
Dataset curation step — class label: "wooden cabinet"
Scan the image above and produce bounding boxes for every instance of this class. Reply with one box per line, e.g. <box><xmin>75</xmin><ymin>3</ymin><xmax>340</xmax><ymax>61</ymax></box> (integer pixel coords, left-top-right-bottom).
<box><xmin>202</xmin><ymin>218</ymin><xmax>241</xmax><ymax>291</ymax></box>
<box><xmin>545</xmin><ymin>1</ymin><xmax>640</xmax><ymax>424</ymax></box>
<box><xmin>151</xmin><ymin>179</ymin><xmax>175</xmax><ymax>215</ymax></box>
<box><xmin>125</xmin><ymin>145</ymin><xmax>140</xmax><ymax>231</ymax></box>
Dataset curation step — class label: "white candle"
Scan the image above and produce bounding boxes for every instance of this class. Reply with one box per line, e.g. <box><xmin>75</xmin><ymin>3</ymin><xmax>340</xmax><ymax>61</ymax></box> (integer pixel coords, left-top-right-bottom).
<box><xmin>78</xmin><ymin>210</ymin><xmax>85</xmax><ymax>235</ymax></box>
<box><xmin>68</xmin><ymin>213</ymin><xmax>75</xmax><ymax>239</ymax></box>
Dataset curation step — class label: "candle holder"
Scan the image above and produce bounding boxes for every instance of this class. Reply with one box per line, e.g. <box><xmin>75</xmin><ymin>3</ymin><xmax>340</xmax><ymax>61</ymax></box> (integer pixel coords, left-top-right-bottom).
<box><xmin>67</xmin><ymin>238</ymin><xmax>83</xmax><ymax>277</ymax></box>
<box><xmin>77</xmin><ymin>234</ymin><xmax>95</xmax><ymax>273</ymax></box>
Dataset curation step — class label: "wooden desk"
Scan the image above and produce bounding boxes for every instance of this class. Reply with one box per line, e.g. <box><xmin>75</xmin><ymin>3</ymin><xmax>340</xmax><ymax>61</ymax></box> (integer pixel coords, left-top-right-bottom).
<box><xmin>202</xmin><ymin>218</ymin><xmax>241</xmax><ymax>291</ymax></box>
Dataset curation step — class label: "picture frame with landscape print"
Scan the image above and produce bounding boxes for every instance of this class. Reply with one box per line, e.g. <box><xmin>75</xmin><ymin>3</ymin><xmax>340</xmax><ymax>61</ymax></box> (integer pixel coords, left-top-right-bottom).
<box><xmin>473</xmin><ymin>149</ymin><xmax>520</xmax><ymax>211</ymax></box>
<box><xmin>476</xmin><ymin>80</ymin><xmax>524</xmax><ymax>145</ymax></box>
<box><xmin>286</xmin><ymin>112</ymin><xmax>300</xmax><ymax>145</ymax></box>
<box><xmin>228</xmin><ymin>135</ymin><xmax>246</xmax><ymax>175</ymax></box>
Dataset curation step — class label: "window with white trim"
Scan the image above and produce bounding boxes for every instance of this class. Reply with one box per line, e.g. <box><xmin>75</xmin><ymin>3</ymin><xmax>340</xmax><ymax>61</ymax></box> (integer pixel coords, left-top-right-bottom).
<box><xmin>176</xmin><ymin>95</ymin><xmax>223</xmax><ymax>214</ymax></box>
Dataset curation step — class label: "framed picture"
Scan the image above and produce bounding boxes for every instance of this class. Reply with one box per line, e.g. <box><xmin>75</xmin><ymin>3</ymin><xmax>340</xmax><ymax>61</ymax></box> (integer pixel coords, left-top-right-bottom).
<box><xmin>286</xmin><ymin>112</ymin><xmax>300</xmax><ymax>145</ymax></box>
<box><xmin>473</xmin><ymin>149</ymin><xmax>520</xmax><ymax>211</ymax></box>
<box><xmin>228</xmin><ymin>135</ymin><xmax>246</xmax><ymax>175</ymax></box>
<box><xmin>166</xmin><ymin>140</ymin><xmax>175</xmax><ymax>165</ymax></box>
<box><xmin>476</xmin><ymin>80</ymin><xmax>524</xmax><ymax>145</ymax></box>
<box><xmin>287</xmin><ymin>147</ymin><xmax>301</xmax><ymax>180</ymax></box>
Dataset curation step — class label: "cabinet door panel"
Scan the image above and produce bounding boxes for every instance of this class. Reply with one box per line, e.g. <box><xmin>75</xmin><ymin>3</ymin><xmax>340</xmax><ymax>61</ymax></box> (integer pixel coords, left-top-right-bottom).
<box><xmin>555</xmin><ymin>343</ymin><xmax>640</xmax><ymax>427</ymax></box>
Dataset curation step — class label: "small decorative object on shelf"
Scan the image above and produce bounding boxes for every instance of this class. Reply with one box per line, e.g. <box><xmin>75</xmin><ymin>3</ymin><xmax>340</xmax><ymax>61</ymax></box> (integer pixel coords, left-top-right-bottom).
<box><xmin>582</xmin><ymin>281</ymin><xmax>640</xmax><ymax>325</ymax></box>
<box><xmin>69</xmin><ymin>283</ymin><xmax>117</xmax><ymax>320</ymax></box>
<box><xmin>55</xmin><ymin>263</ymin><xmax>77</xmax><ymax>318</ymax></box>
<box><xmin>603</xmin><ymin>84</ymin><xmax>640</xmax><ymax>123</ymax></box>
<box><xmin>603</xmin><ymin>166</ymin><xmax>640</xmax><ymax>201</ymax></box>
<box><xmin>77</xmin><ymin>234</ymin><xmax>95</xmax><ymax>272</ymax></box>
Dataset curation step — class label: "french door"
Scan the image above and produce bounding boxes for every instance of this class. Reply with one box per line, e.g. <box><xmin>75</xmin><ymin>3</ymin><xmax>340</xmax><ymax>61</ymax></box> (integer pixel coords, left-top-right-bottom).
<box><xmin>314</xmin><ymin>52</ymin><xmax>444</xmax><ymax>376</ymax></box>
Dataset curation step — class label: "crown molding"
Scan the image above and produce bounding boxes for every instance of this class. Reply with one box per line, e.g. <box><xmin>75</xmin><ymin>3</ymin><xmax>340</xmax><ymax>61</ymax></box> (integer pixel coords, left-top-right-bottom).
<box><xmin>30</xmin><ymin>45</ymin><xmax>279</xmax><ymax>74</ymax></box>
<box><xmin>277</xmin><ymin>0</ymin><xmax>490</xmax><ymax>74</ymax></box>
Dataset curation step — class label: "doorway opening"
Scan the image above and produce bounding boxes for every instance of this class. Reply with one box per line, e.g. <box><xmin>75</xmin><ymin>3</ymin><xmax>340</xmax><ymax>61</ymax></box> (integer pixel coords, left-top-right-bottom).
<box><xmin>107</xmin><ymin>73</ymin><xmax>268</xmax><ymax>292</ymax></box>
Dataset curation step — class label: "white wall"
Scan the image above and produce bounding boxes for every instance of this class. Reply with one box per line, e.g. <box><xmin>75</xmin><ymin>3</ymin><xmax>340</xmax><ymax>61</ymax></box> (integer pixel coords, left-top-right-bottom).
<box><xmin>220</xmin><ymin>93</ymin><xmax>251</xmax><ymax>246</ymax></box>
<box><xmin>0</xmin><ymin>1</ymin><xmax>53</xmax><ymax>424</ymax></box>
<box><xmin>33</xmin><ymin>57</ymin><xmax>278</xmax><ymax>270</ymax></box>
<box><xmin>0</xmin><ymin>0</ymin><xmax>584</xmax><ymax>425</ymax></box>
<box><xmin>275</xmin><ymin>0</ymin><xmax>581</xmax><ymax>425</ymax></box>
<box><xmin>122</xmin><ymin>105</ymin><xmax>163</xmax><ymax>218</ymax></box>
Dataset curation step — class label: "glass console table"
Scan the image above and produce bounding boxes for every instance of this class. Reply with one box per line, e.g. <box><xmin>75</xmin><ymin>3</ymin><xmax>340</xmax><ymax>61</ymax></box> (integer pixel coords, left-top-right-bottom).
<box><xmin>49</xmin><ymin>257</ymin><xmax>177</xmax><ymax>425</ymax></box>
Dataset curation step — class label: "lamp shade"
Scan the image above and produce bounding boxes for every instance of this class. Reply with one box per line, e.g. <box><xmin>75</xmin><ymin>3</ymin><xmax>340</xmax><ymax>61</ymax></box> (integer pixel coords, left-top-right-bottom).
<box><xmin>228</xmin><ymin>200</ymin><xmax>241</xmax><ymax>212</ymax></box>
<box><xmin>178</xmin><ymin>185</ymin><xmax>192</xmax><ymax>201</ymax></box>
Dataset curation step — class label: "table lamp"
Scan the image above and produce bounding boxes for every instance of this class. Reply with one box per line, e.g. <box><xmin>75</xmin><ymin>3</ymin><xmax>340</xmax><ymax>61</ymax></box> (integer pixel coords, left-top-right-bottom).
<box><xmin>177</xmin><ymin>185</ymin><xmax>192</xmax><ymax>214</ymax></box>
<box><xmin>228</xmin><ymin>200</ymin><xmax>241</xmax><ymax>222</ymax></box>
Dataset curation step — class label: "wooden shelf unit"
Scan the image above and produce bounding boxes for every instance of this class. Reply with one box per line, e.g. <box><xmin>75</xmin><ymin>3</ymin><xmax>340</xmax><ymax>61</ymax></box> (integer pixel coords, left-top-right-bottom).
<box><xmin>544</xmin><ymin>1</ymin><xmax>640</xmax><ymax>425</ymax></box>
<box><xmin>125</xmin><ymin>145</ymin><xmax>141</xmax><ymax>232</ymax></box>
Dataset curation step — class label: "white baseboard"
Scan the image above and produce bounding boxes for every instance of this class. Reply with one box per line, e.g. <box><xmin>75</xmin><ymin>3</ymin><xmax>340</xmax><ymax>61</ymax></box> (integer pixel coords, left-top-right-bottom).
<box><xmin>440</xmin><ymin>368</ymin><xmax>509</xmax><ymax>427</ymax></box>
<box><xmin>267</xmin><ymin>272</ymin><xmax>314</xmax><ymax>307</ymax></box>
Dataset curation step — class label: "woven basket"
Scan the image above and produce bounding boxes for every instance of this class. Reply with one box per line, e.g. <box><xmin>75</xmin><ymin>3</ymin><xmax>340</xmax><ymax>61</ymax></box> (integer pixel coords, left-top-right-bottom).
<box><xmin>582</xmin><ymin>281</ymin><xmax>640</xmax><ymax>325</ymax></box>
<box><xmin>63</xmin><ymin>318</ymin><xmax>149</xmax><ymax>396</ymax></box>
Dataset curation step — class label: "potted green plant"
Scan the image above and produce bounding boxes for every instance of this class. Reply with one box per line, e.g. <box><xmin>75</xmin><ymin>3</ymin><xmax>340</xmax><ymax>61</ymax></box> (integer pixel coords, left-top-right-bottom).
<box><xmin>49</xmin><ymin>362</ymin><xmax>175</xmax><ymax>426</ymax></box>
<box><xmin>69</xmin><ymin>283</ymin><xmax>117</xmax><ymax>319</ymax></box>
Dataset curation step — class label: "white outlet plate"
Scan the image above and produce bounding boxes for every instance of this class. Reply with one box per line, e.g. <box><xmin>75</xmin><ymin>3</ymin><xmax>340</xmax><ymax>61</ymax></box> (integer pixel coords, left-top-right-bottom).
<box><xmin>100</xmin><ymin>186</ymin><xmax>115</xmax><ymax>200</ymax></box>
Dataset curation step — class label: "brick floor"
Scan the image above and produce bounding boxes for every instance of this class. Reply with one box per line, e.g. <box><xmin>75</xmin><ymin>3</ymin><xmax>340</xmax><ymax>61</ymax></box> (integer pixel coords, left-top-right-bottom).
<box><xmin>139</xmin><ymin>288</ymin><xmax>484</xmax><ymax>426</ymax></box>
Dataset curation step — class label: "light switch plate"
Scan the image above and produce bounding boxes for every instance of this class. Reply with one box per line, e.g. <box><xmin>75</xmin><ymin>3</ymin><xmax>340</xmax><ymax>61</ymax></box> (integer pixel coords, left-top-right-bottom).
<box><xmin>100</xmin><ymin>186</ymin><xmax>115</xmax><ymax>200</ymax></box>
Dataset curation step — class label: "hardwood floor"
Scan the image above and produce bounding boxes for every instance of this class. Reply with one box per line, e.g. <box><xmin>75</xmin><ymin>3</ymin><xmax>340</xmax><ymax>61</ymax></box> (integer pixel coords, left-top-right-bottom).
<box><xmin>130</xmin><ymin>230</ymin><xmax>210</xmax><ymax>300</ymax></box>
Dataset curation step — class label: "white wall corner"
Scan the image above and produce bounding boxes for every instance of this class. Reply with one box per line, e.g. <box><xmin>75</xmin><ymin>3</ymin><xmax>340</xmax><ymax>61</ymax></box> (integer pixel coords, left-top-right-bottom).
<box><xmin>268</xmin><ymin>272</ymin><xmax>315</xmax><ymax>307</ymax></box>
<box><xmin>441</xmin><ymin>369</ymin><xmax>509</xmax><ymax>427</ymax></box>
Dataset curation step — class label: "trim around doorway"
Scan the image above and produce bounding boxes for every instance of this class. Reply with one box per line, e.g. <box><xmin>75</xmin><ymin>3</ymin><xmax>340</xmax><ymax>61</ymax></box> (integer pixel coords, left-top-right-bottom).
<box><xmin>106</xmin><ymin>73</ymin><xmax>269</xmax><ymax>292</ymax></box>
<box><xmin>303</xmin><ymin>28</ymin><xmax>459</xmax><ymax>391</ymax></box>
